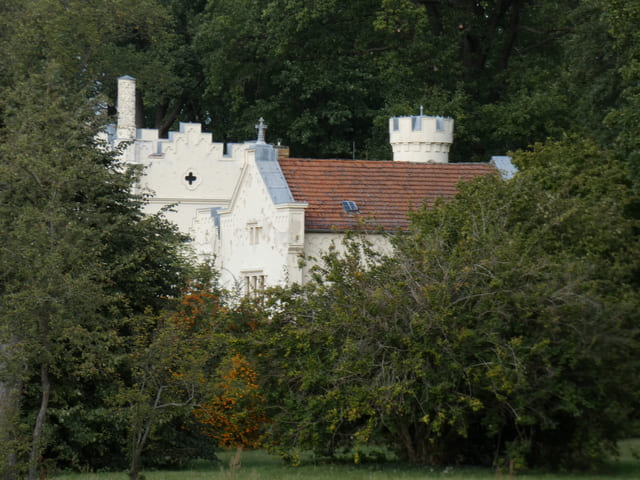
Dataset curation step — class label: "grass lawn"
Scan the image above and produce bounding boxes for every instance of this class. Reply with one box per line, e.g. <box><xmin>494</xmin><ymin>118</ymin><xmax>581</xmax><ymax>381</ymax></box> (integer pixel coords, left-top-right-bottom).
<box><xmin>52</xmin><ymin>439</ymin><xmax>640</xmax><ymax>480</ymax></box>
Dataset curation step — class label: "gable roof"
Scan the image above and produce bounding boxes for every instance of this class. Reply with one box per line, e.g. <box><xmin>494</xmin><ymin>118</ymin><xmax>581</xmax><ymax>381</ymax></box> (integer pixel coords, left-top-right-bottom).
<box><xmin>278</xmin><ymin>158</ymin><xmax>495</xmax><ymax>231</ymax></box>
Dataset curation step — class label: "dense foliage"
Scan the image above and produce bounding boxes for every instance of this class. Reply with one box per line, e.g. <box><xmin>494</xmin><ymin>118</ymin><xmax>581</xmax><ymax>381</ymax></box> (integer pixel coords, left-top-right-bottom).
<box><xmin>256</xmin><ymin>139</ymin><xmax>639</xmax><ymax>469</ymax></box>
<box><xmin>2</xmin><ymin>0</ymin><xmax>637</xmax><ymax>163</ymax></box>
<box><xmin>0</xmin><ymin>68</ymin><xmax>192</xmax><ymax>480</ymax></box>
<box><xmin>116</xmin><ymin>270</ymin><xmax>266</xmax><ymax>480</ymax></box>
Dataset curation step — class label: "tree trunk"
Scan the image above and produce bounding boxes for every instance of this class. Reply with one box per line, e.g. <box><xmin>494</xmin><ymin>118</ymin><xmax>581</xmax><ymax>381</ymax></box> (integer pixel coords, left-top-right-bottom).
<box><xmin>399</xmin><ymin>424</ymin><xmax>417</xmax><ymax>462</ymax></box>
<box><xmin>0</xmin><ymin>358</ymin><xmax>21</xmax><ymax>480</ymax></box>
<box><xmin>500</xmin><ymin>0</ymin><xmax>523</xmax><ymax>72</ymax></box>
<box><xmin>128</xmin><ymin>446</ymin><xmax>142</xmax><ymax>480</ymax></box>
<box><xmin>128</xmin><ymin>414</ymin><xmax>154</xmax><ymax>480</ymax></box>
<box><xmin>28</xmin><ymin>363</ymin><xmax>50</xmax><ymax>480</ymax></box>
<box><xmin>156</xmin><ymin>99</ymin><xmax>185</xmax><ymax>139</ymax></box>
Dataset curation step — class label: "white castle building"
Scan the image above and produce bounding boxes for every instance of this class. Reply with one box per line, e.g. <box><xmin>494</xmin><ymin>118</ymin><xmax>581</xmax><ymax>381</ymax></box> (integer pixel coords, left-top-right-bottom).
<box><xmin>109</xmin><ymin>76</ymin><xmax>498</xmax><ymax>291</ymax></box>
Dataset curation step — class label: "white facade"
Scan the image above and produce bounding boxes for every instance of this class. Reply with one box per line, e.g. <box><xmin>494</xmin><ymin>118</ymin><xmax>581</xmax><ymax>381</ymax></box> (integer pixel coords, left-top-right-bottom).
<box><xmin>114</xmin><ymin>77</ymin><xmax>250</xmax><ymax>262</ymax></box>
<box><xmin>111</xmin><ymin>76</ymin><xmax>470</xmax><ymax>289</ymax></box>
<box><xmin>120</xmin><ymin>123</ymin><xmax>245</xmax><ymax>237</ymax></box>
<box><xmin>111</xmin><ymin>76</ymin><xmax>314</xmax><ymax>286</ymax></box>
<box><xmin>217</xmin><ymin>145</ymin><xmax>308</xmax><ymax>289</ymax></box>
<box><xmin>301</xmin><ymin>232</ymin><xmax>393</xmax><ymax>281</ymax></box>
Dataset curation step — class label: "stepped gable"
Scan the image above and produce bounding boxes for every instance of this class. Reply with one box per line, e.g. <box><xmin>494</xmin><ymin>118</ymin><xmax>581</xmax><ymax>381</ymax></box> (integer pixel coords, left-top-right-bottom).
<box><xmin>278</xmin><ymin>158</ymin><xmax>495</xmax><ymax>231</ymax></box>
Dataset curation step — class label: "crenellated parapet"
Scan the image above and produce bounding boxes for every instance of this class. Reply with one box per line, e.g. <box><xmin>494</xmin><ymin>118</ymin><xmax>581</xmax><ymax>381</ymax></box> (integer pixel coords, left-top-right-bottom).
<box><xmin>113</xmin><ymin>76</ymin><xmax>247</xmax><ymax>258</ymax></box>
<box><xmin>123</xmin><ymin>122</ymin><xmax>243</xmax><ymax>162</ymax></box>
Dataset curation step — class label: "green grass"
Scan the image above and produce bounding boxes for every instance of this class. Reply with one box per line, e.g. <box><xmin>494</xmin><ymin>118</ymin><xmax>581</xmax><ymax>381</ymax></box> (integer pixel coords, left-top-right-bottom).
<box><xmin>52</xmin><ymin>439</ymin><xmax>640</xmax><ymax>480</ymax></box>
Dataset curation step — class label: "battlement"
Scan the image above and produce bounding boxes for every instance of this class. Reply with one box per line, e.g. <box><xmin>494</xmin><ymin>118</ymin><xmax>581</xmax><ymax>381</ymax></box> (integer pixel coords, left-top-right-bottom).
<box><xmin>112</xmin><ymin>75</ymin><xmax>248</xmax><ymax>246</ymax></box>
<box><xmin>118</xmin><ymin>123</ymin><xmax>246</xmax><ymax>160</ymax></box>
<box><xmin>389</xmin><ymin>115</ymin><xmax>454</xmax><ymax>163</ymax></box>
<box><xmin>115</xmin><ymin>76</ymin><xmax>246</xmax><ymax>163</ymax></box>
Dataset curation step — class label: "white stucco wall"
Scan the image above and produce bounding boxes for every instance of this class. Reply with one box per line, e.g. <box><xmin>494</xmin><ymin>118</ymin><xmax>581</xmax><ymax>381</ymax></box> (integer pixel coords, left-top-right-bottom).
<box><xmin>218</xmin><ymin>146</ymin><xmax>307</xmax><ymax>290</ymax></box>
<box><xmin>301</xmin><ymin>232</ymin><xmax>394</xmax><ymax>284</ymax></box>
<box><xmin>113</xmin><ymin>76</ymin><xmax>252</xmax><ymax>261</ymax></box>
<box><xmin>117</xmin><ymin>123</ymin><xmax>247</xmax><ymax>260</ymax></box>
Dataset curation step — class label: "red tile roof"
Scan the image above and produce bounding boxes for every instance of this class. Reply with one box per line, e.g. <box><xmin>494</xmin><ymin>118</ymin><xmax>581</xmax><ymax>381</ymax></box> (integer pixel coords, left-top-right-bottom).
<box><xmin>278</xmin><ymin>158</ymin><xmax>495</xmax><ymax>231</ymax></box>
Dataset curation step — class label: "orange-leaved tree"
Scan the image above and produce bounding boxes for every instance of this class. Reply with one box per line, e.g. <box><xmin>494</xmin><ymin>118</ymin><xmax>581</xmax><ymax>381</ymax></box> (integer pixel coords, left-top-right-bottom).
<box><xmin>194</xmin><ymin>352</ymin><xmax>267</xmax><ymax>449</ymax></box>
<box><xmin>118</xmin><ymin>265</ymin><xmax>267</xmax><ymax>480</ymax></box>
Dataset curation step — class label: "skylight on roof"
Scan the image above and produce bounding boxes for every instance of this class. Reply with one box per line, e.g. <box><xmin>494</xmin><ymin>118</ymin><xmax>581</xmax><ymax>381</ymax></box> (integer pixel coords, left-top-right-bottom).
<box><xmin>342</xmin><ymin>200</ymin><xmax>359</xmax><ymax>213</ymax></box>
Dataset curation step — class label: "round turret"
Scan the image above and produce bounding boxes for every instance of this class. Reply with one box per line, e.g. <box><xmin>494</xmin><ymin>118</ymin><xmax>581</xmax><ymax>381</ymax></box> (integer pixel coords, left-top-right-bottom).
<box><xmin>389</xmin><ymin>115</ymin><xmax>454</xmax><ymax>163</ymax></box>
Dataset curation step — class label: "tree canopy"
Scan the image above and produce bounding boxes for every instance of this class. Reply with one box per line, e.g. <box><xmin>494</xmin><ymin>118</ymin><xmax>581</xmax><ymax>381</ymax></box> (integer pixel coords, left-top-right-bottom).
<box><xmin>257</xmin><ymin>138</ymin><xmax>640</xmax><ymax>469</ymax></box>
<box><xmin>0</xmin><ymin>64</ymin><xmax>190</xmax><ymax>480</ymax></box>
<box><xmin>2</xmin><ymin>0</ymin><xmax>637</xmax><ymax>163</ymax></box>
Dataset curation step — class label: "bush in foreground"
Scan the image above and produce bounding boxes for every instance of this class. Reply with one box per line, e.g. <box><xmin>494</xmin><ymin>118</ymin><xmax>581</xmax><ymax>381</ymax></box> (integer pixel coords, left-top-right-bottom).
<box><xmin>256</xmin><ymin>138</ymin><xmax>640</xmax><ymax>470</ymax></box>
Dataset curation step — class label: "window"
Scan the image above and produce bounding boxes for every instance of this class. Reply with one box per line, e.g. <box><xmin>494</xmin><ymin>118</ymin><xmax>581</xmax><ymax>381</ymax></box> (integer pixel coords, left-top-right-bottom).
<box><xmin>244</xmin><ymin>273</ymin><xmax>266</xmax><ymax>297</ymax></box>
<box><xmin>411</xmin><ymin>116</ymin><xmax>421</xmax><ymax>131</ymax></box>
<box><xmin>393</xmin><ymin>118</ymin><xmax>399</xmax><ymax>131</ymax></box>
<box><xmin>247</xmin><ymin>223</ymin><xmax>262</xmax><ymax>245</ymax></box>
<box><xmin>436</xmin><ymin>116</ymin><xmax>445</xmax><ymax>131</ymax></box>
<box><xmin>342</xmin><ymin>200</ymin><xmax>359</xmax><ymax>213</ymax></box>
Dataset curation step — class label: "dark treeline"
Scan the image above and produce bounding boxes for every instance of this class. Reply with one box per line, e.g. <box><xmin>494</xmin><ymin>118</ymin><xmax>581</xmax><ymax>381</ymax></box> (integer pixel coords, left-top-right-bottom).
<box><xmin>2</xmin><ymin>0</ymin><xmax>638</xmax><ymax>163</ymax></box>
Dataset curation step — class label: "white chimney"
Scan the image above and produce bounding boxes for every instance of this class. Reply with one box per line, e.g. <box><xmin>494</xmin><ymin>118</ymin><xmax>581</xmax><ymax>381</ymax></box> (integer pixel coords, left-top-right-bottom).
<box><xmin>389</xmin><ymin>115</ymin><xmax>454</xmax><ymax>163</ymax></box>
<box><xmin>116</xmin><ymin>75</ymin><xmax>137</xmax><ymax>140</ymax></box>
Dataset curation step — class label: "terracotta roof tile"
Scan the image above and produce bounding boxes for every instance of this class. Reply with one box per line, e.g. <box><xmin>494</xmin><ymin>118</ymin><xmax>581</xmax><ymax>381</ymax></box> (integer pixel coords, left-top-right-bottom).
<box><xmin>278</xmin><ymin>158</ymin><xmax>495</xmax><ymax>232</ymax></box>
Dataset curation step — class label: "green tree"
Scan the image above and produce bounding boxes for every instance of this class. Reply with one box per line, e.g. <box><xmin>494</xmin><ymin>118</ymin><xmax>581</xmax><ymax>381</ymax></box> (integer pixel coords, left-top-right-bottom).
<box><xmin>0</xmin><ymin>0</ymin><xmax>628</xmax><ymax>162</ymax></box>
<box><xmin>118</xmin><ymin>308</ymin><xmax>214</xmax><ymax>480</ymax></box>
<box><xmin>195</xmin><ymin>0</ymin><xmax>384</xmax><ymax>157</ymax></box>
<box><xmin>258</xmin><ymin>137</ymin><xmax>639</xmax><ymax>469</ymax></box>
<box><xmin>0</xmin><ymin>3</ymin><xmax>205</xmax><ymax>475</ymax></box>
<box><xmin>596</xmin><ymin>0</ymin><xmax>640</xmax><ymax>191</ymax></box>
<box><xmin>0</xmin><ymin>64</ymin><xmax>191</xmax><ymax>478</ymax></box>
<box><xmin>117</xmin><ymin>266</ymin><xmax>267</xmax><ymax>480</ymax></box>
<box><xmin>0</xmin><ymin>0</ymin><xmax>624</xmax><ymax>162</ymax></box>
<box><xmin>0</xmin><ymin>0</ymin><xmax>210</xmax><ymax>137</ymax></box>
<box><xmin>0</xmin><ymin>68</ymin><xmax>116</xmax><ymax>479</ymax></box>
<box><xmin>194</xmin><ymin>0</ymin><xmax>593</xmax><ymax>160</ymax></box>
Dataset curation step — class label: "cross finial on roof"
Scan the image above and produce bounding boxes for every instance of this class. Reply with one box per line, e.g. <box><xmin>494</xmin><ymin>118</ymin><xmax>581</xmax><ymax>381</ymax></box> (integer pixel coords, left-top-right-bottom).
<box><xmin>255</xmin><ymin>117</ymin><xmax>268</xmax><ymax>144</ymax></box>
